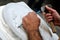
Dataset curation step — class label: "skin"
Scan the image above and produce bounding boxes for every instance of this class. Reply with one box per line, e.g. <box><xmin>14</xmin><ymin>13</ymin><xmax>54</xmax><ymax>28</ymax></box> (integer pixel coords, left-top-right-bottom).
<box><xmin>44</xmin><ymin>5</ymin><xmax>60</xmax><ymax>26</ymax></box>
<box><xmin>22</xmin><ymin>12</ymin><xmax>42</xmax><ymax>40</ymax></box>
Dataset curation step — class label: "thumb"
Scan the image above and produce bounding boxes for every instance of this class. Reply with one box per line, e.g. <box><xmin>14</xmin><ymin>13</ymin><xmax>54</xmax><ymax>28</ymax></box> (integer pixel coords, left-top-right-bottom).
<box><xmin>45</xmin><ymin>5</ymin><xmax>56</xmax><ymax>13</ymax></box>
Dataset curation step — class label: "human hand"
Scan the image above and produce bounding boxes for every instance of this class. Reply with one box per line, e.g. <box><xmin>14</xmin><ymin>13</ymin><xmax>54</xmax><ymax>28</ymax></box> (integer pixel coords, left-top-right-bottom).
<box><xmin>22</xmin><ymin>12</ymin><xmax>40</xmax><ymax>32</ymax></box>
<box><xmin>44</xmin><ymin>5</ymin><xmax>60</xmax><ymax>26</ymax></box>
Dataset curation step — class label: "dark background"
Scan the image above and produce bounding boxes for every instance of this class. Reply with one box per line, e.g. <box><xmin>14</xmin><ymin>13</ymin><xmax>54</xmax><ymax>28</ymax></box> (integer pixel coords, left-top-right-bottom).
<box><xmin>0</xmin><ymin>0</ymin><xmax>60</xmax><ymax>14</ymax></box>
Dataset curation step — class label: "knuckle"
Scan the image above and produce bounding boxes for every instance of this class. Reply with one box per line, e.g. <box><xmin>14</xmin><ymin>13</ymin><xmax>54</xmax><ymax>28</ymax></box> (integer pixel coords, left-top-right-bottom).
<box><xmin>53</xmin><ymin>10</ymin><xmax>56</xmax><ymax>12</ymax></box>
<box><xmin>23</xmin><ymin>16</ymin><xmax>27</xmax><ymax>20</ymax></box>
<box><xmin>23</xmin><ymin>17</ymin><xmax>26</xmax><ymax>20</ymax></box>
<box><xmin>28</xmin><ymin>12</ymin><xmax>33</xmax><ymax>15</ymax></box>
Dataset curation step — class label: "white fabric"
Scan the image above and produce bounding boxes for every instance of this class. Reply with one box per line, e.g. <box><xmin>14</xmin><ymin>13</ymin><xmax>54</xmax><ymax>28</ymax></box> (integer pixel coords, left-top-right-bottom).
<box><xmin>0</xmin><ymin>2</ymin><xmax>59</xmax><ymax>40</ymax></box>
<box><xmin>0</xmin><ymin>6</ymin><xmax>21</xmax><ymax>40</ymax></box>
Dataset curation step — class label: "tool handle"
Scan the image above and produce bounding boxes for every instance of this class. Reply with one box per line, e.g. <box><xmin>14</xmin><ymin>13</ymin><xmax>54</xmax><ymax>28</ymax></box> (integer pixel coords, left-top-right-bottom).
<box><xmin>42</xmin><ymin>12</ymin><xmax>56</xmax><ymax>33</ymax></box>
<box><xmin>49</xmin><ymin>22</ymin><xmax>56</xmax><ymax>33</ymax></box>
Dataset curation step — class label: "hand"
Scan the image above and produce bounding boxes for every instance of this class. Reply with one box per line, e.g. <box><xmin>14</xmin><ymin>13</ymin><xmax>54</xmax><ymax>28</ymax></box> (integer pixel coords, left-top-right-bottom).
<box><xmin>44</xmin><ymin>5</ymin><xmax>60</xmax><ymax>26</ymax></box>
<box><xmin>22</xmin><ymin>12</ymin><xmax>40</xmax><ymax>32</ymax></box>
<box><xmin>22</xmin><ymin>12</ymin><xmax>42</xmax><ymax>40</ymax></box>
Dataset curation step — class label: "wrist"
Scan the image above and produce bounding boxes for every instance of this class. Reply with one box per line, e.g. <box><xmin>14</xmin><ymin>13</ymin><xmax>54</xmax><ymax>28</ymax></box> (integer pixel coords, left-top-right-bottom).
<box><xmin>25</xmin><ymin>26</ymin><xmax>39</xmax><ymax>33</ymax></box>
<box><xmin>27</xmin><ymin>30</ymin><xmax>39</xmax><ymax>35</ymax></box>
<box><xmin>26</xmin><ymin>29</ymin><xmax>39</xmax><ymax>34</ymax></box>
<box><xmin>27</xmin><ymin>30</ymin><xmax>42</xmax><ymax>40</ymax></box>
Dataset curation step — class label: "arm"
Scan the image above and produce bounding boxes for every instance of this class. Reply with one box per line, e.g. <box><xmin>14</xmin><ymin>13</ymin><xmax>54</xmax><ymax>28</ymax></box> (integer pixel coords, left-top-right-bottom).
<box><xmin>22</xmin><ymin>12</ymin><xmax>42</xmax><ymax>40</ymax></box>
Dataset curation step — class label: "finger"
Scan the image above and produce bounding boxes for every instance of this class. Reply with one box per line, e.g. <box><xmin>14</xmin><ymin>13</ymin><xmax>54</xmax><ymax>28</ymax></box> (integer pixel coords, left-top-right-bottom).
<box><xmin>45</xmin><ymin>13</ymin><xmax>52</xmax><ymax>17</ymax></box>
<box><xmin>28</xmin><ymin>12</ymin><xmax>38</xmax><ymax>20</ymax></box>
<box><xmin>22</xmin><ymin>16</ymin><xmax>29</xmax><ymax>25</ymax></box>
<box><xmin>28</xmin><ymin>12</ymin><xmax>37</xmax><ymax>17</ymax></box>
<box><xmin>47</xmin><ymin>16</ymin><xmax>53</xmax><ymax>19</ymax></box>
<box><xmin>54</xmin><ymin>23</ymin><xmax>60</xmax><ymax>26</ymax></box>
<box><xmin>22</xmin><ymin>16</ymin><xmax>27</xmax><ymax>27</ymax></box>
<box><xmin>47</xmin><ymin>19</ymin><xmax>53</xmax><ymax>22</ymax></box>
<box><xmin>22</xmin><ymin>19</ymin><xmax>26</xmax><ymax>27</ymax></box>
<box><xmin>22</xmin><ymin>18</ymin><xmax>29</xmax><ymax>31</ymax></box>
<box><xmin>45</xmin><ymin>5</ymin><xmax>56</xmax><ymax>12</ymax></box>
